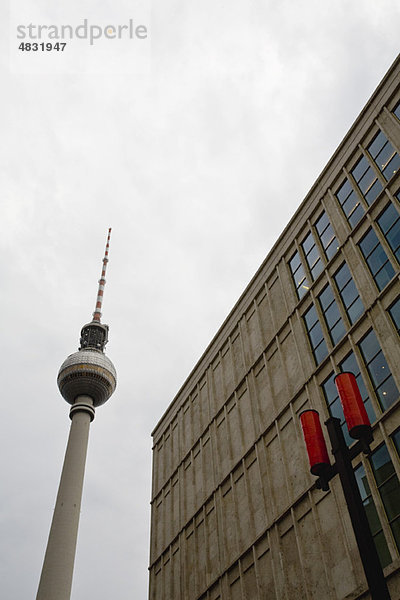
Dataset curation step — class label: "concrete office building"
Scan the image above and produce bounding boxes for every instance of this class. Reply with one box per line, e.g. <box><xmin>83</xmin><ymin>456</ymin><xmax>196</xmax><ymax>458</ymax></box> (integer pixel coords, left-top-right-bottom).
<box><xmin>149</xmin><ymin>56</ymin><xmax>400</xmax><ymax>599</ymax></box>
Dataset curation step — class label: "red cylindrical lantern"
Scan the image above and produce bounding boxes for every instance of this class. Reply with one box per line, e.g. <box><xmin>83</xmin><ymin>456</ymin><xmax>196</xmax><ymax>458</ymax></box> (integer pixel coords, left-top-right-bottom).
<box><xmin>299</xmin><ymin>409</ymin><xmax>331</xmax><ymax>475</ymax></box>
<box><xmin>334</xmin><ymin>372</ymin><xmax>371</xmax><ymax>440</ymax></box>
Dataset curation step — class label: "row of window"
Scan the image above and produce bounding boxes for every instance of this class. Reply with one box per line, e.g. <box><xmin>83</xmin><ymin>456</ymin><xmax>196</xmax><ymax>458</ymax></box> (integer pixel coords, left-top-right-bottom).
<box><xmin>336</xmin><ymin>125</ymin><xmax>400</xmax><ymax>227</ymax></box>
<box><xmin>301</xmin><ymin>199</ymin><xmax>400</xmax><ymax>373</ymax></box>
<box><xmin>291</xmin><ymin>192</ymin><xmax>400</xmax><ymax>305</ymax></box>
<box><xmin>303</xmin><ymin>260</ymin><xmax>365</xmax><ymax>363</ymax></box>
<box><xmin>289</xmin><ymin>210</ymin><xmax>339</xmax><ymax>299</ymax></box>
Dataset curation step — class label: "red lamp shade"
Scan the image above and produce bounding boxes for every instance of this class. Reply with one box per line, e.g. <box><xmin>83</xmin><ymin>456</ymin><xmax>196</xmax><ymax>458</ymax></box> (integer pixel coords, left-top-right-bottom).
<box><xmin>300</xmin><ymin>409</ymin><xmax>330</xmax><ymax>475</ymax></box>
<box><xmin>334</xmin><ymin>372</ymin><xmax>371</xmax><ymax>439</ymax></box>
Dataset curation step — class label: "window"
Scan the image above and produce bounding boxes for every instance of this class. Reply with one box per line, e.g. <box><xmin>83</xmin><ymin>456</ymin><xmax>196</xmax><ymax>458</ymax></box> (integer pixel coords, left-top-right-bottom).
<box><xmin>368</xmin><ymin>130</ymin><xmax>400</xmax><ymax>181</ymax></box>
<box><xmin>394</xmin><ymin>102</ymin><xmax>400</xmax><ymax>121</ymax></box>
<box><xmin>393</xmin><ymin>429</ymin><xmax>400</xmax><ymax>456</ymax></box>
<box><xmin>389</xmin><ymin>296</ymin><xmax>400</xmax><ymax>334</ymax></box>
<box><xmin>351</xmin><ymin>155</ymin><xmax>383</xmax><ymax>206</ymax></box>
<box><xmin>334</xmin><ymin>263</ymin><xmax>364</xmax><ymax>325</ymax></box>
<box><xmin>314</xmin><ymin>211</ymin><xmax>339</xmax><ymax>260</ymax></box>
<box><xmin>336</xmin><ymin>178</ymin><xmax>365</xmax><ymax>227</ymax></box>
<box><xmin>377</xmin><ymin>203</ymin><xmax>400</xmax><ymax>263</ymax></box>
<box><xmin>355</xmin><ymin>463</ymin><xmax>392</xmax><ymax>568</ymax></box>
<box><xmin>322</xmin><ymin>352</ymin><xmax>375</xmax><ymax>447</ymax></box>
<box><xmin>289</xmin><ymin>251</ymin><xmax>309</xmax><ymax>299</ymax></box>
<box><xmin>370</xmin><ymin>443</ymin><xmax>400</xmax><ymax>556</ymax></box>
<box><xmin>358</xmin><ymin>330</ymin><xmax>399</xmax><ymax>411</ymax></box>
<box><xmin>318</xmin><ymin>284</ymin><xmax>346</xmax><ymax>345</ymax></box>
<box><xmin>359</xmin><ymin>228</ymin><xmax>395</xmax><ymax>290</ymax></box>
<box><xmin>301</xmin><ymin>232</ymin><xmax>323</xmax><ymax>280</ymax></box>
<box><xmin>303</xmin><ymin>305</ymin><xmax>328</xmax><ymax>364</ymax></box>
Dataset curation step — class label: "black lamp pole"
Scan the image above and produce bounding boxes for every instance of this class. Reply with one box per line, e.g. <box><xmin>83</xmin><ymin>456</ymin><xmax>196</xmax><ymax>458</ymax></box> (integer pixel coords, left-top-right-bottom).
<box><xmin>317</xmin><ymin>417</ymin><xmax>390</xmax><ymax>600</ymax></box>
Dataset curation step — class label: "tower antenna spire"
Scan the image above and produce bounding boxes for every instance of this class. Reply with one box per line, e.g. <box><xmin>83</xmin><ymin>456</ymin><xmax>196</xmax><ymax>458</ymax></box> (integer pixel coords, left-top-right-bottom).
<box><xmin>93</xmin><ymin>227</ymin><xmax>112</xmax><ymax>322</ymax></box>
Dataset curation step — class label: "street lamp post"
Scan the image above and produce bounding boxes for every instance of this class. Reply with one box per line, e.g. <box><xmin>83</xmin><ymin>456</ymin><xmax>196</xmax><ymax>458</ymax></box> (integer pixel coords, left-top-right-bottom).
<box><xmin>300</xmin><ymin>372</ymin><xmax>391</xmax><ymax>600</ymax></box>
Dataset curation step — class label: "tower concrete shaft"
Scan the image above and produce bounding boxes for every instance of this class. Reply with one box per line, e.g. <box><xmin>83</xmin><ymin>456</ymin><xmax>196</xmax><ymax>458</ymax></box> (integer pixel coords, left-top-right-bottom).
<box><xmin>36</xmin><ymin>397</ymin><xmax>95</xmax><ymax>600</ymax></box>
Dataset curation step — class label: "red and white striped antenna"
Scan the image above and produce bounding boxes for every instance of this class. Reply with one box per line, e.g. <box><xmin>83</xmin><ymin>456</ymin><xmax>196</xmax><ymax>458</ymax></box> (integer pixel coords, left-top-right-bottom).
<box><xmin>92</xmin><ymin>228</ymin><xmax>112</xmax><ymax>323</ymax></box>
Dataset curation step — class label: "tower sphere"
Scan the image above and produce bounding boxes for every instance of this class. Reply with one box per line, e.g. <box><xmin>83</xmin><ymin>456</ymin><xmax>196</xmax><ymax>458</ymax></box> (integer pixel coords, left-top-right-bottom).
<box><xmin>57</xmin><ymin>349</ymin><xmax>117</xmax><ymax>407</ymax></box>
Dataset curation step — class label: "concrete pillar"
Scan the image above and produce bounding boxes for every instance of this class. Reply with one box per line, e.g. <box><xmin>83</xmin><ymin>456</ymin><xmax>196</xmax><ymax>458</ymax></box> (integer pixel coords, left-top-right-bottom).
<box><xmin>36</xmin><ymin>396</ymin><xmax>95</xmax><ymax>600</ymax></box>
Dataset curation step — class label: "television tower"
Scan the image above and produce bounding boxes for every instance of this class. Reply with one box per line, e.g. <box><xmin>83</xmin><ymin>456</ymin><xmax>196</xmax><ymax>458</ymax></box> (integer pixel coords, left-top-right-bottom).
<box><xmin>36</xmin><ymin>228</ymin><xmax>117</xmax><ymax>600</ymax></box>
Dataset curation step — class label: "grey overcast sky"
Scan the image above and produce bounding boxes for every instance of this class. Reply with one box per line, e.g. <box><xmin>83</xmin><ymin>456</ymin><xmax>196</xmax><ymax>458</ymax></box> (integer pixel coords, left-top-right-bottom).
<box><xmin>1</xmin><ymin>1</ymin><xmax>400</xmax><ymax>598</ymax></box>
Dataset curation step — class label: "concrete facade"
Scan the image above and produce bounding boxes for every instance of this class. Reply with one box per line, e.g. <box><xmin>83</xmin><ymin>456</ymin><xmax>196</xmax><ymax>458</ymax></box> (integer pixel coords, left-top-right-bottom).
<box><xmin>149</xmin><ymin>55</ymin><xmax>400</xmax><ymax>599</ymax></box>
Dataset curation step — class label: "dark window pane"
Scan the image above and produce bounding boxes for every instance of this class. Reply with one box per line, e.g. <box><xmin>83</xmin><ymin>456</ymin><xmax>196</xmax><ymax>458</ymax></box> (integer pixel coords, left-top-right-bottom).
<box><xmin>355</xmin><ymin>466</ymin><xmax>371</xmax><ymax>499</ymax></box>
<box><xmin>368</xmin><ymin>245</ymin><xmax>392</xmax><ymax>274</ymax></box>
<box><xmin>334</xmin><ymin>263</ymin><xmax>364</xmax><ymax>326</ymax></box>
<box><xmin>325</xmin><ymin>239</ymin><xmax>338</xmax><ymax>260</ymax></box>
<box><xmin>360</xmin><ymin>229</ymin><xmax>379</xmax><ymax>257</ymax></box>
<box><xmin>391</xmin><ymin>518</ymin><xmax>400</xmax><ymax>550</ymax></box>
<box><xmin>368</xmin><ymin>131</ymin><xmax>387</xmax><ymax>159</ymax></box>
<box><xmin>380</xmin><ymin>478</ymin><xmax>400</xmax><ymax>521</ymax></box>
<box><xmin>369</xmin><ymin>442</ymin><xmax>400</xmax><ymax>559</ymax></box>
<box><xmin>315</xmin><ymin>212</ymin><xmax>329</xmax><ymax>234</ymax></box>
<box><xmin>318</xmin><ymin>284</ymin><xmax>346</xmax><ymax>346</ymax></box>
<box><xmin>393</xmin><ymin>429</ymin><xmax>400</xmax><ymax>455</ymax></box>
<box><xmin>373</xmin><ymin>530</ymin><xmax>392</xmax><ymax>568</ymax></box>
<box><xmin>304</xmin><ymin>305</ymin><xmax>318</xmax><ymax>329</ymax></box>
<box><xmin>302</xmin><ymin>232</ymin><xmax>314</xmax><ymax>254</ymax></box>
<box><xmin>359</xmin><ymin>330</ymin><xmax>399</xmax><ymax>411</ymax></box>
<box><xmin>352</xmin><ymin>156</ymin><xmax>369</xmax><ymax>183</ymax></box>
<box><xmin>336</xmin><ymin>179</ymin><xmax>352</xmax><ymax>203</ymax></box>
<box><xmin>364</xmin><ymin>497</ymin><xmax>384</xmax><ymax>535</ymax></box>
<box><xmin>336</xmin><ymin>179</ymin><xmax>365</xmax><ymax>227</ymax></box>
<box><xmin>307</xmin><ymin>245</ymin><xmax>320</xmax><ymax>268</ymax></box>
<box><xmin>335</xmin><ymin>263</ymin><xmax>351</xmax><ymax>290</ymax></box>
<box><xmin>319</xmin><ymin>286</ymin><xmax>333</xmax><ymax>310</ymax></box>
<box><xmin>368</xmin><ymin>130</ymin><xmax>400</xmax><ymax>182</ymax></box>
<box><xmin>376</xmin><ymin>376</ymin><xmax>399</xmax><ymax>410</ymax></box>
<box><xmin>370</xmin><ymin>445</ymin><xmax>393</xmax><ymax>485</ymax></box>
<box><xmin>368</xmin><ymin>353</ymin><xmax>392</xmax><ymax>387</ymax></box>
<box><xmin>374</xmin><ymin>262</ymin><xmax>395</xmax><ymax>290</ymax></box>
<box><xmin>302</xmin><ymin>232</ymin><xmax>323</xmax><ymax>282</ymax></box>
<box><xmin>386</xmin><ymin>228</ymin><xmax>400</xmax><ymax>259</ymax></box>
<box><xmin>289</xmin><ymin>252</ymin><xmax>301</xmax><ymax>272</ymax></box>
<box><xmin>330</xmin><ymin>320</ymin><xmax>346</xmax><ymax>344</ymax></box>
<box><xmin>341</xmin><ymin>279</ymin><xmax>358</xmax><ymax>307</ymax></box>
<box><xmin>289</xmin><ymin>251</ymin><xmax>310</xmax><ymax>298</ymax></box>
<box><xmin>304</xmin><ymin>305</ymin><xmax>328</xmax><ymax>364</ymax></box>
<box><xmin>365</xmin><ymin>179</ymin><xmax>383</xmax><ymax>205</ymax></box>
<box><xmin>358</xmin><ymin>167</ymin><xmax>375</xmax><ymax>195</ymax></box>
<box><xmin>359</xmin><ymin>228</ymin><xmax>394</xmax><ymax>290</ymax></box>
<box><xmin>378</xmin><ymin>203</ymin><xmax>398</xmax><ymax>234</ymax></box>
<box><xmin>352</xmin><ymin>152</ymin><xmax>383</xmax><ymax>206</ymax></box>
<box><xmin>348</xmin><ymin>202</ymin><xmax>365</xmax><ymax>227</ymax></box>
<box><xmin>315</xmin><ymin>212</ymin><xmax>339</xmax><ymax>260</ymax></box>
<box><xmin>311</xmin><ymin>259</ymin><xmax>323</xmax><ymax>279</ymax></box>
<box><xmin>378</xmin><ymin>204</ymin><xmax>400</xmax><ymax>263</ymax></box>
<box><xmin>359</xmin><ymin>330</ymin><xmax>379</xmax><ymax>362</ymax></box>
<box><xmin>389</xmin><ymin>298</ymin><xmax>400</xmax><ymax>332</ymax></box>
<box><xmin>355</xmin><ymin>463</ymin><xmax>392</xmax><ymax>568</ymax></box>
<box><xmin>394</xmin><ymin>102</ymin><xmax>400</xmax><ymax>121</ymax></box>
<box><xmin>314</xmin><ymin>341</ymin><xmax>328</xmax><ymax>363</ymax></box>
<box><xmin>324</xmin><ymin>303</ymin><xmax>341</xmax><ymax>329</ymax></box>
<box><xmin>308</xmin><ymin>323</ymin><xmax>324</xmax><ymax>347</ymax></box>
<box><xmin>383</xmin><ymin>153</ymin><xmax>400</xmax><ymax>180</ymax></box>
<box><xmin>347</xmin><ymin>298</ymin><xmax>364</xmax><ymax>324</ymax></box>
<box><xmin>375</xmin><ymin>142</ymin><xmax>395</xmax><ymax>171</ymax></box>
